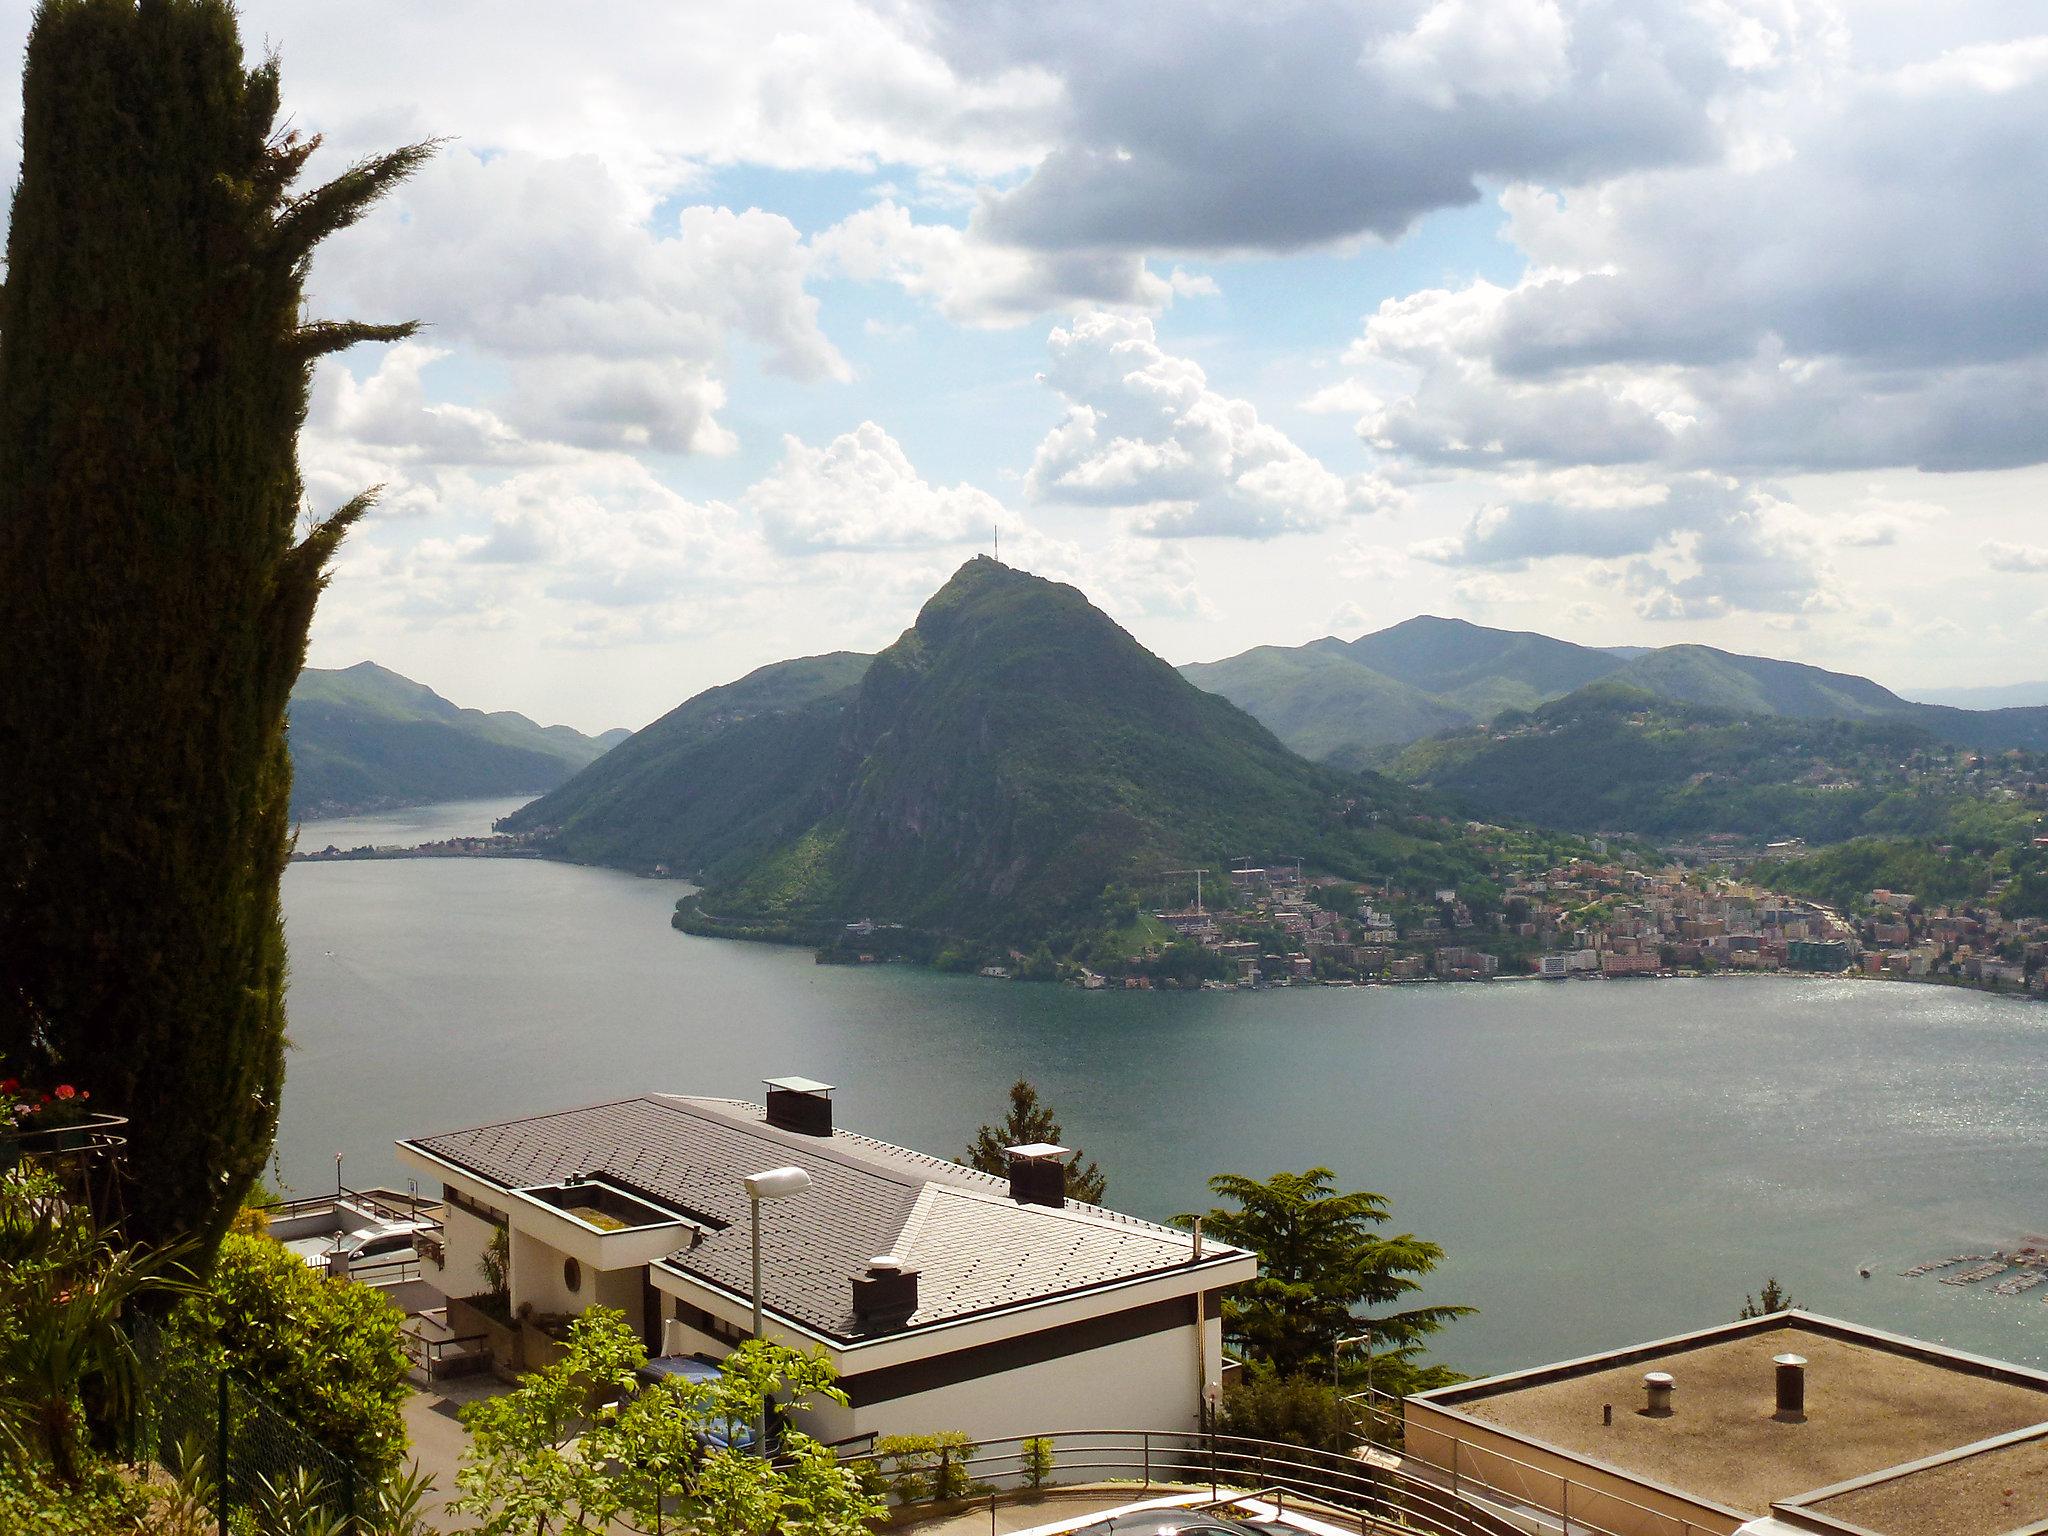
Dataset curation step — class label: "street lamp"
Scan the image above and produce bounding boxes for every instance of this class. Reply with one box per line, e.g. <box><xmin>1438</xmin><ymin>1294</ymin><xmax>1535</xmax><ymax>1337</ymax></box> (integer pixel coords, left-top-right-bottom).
<box><xmin>742</xmin><ymin>1165</ymin><xmax>811</xmax><ymax>1455</ymax></box>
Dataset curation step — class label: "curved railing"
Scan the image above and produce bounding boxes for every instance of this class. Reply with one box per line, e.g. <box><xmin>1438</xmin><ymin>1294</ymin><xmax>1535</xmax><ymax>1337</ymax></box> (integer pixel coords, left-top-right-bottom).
<box><xmin>1346</xmin><ymin>1387</ymin><xmax>1733</xmax><ymax>1536</ymax></box>
<box><xmin>844</xmin><ymin>1427</ymin><xmax>1531</xmax><ymax>1536</ymax></box>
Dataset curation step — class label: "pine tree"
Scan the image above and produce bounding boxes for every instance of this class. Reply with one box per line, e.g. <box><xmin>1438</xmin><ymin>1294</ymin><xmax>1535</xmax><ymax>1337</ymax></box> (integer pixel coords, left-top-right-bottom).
<box><xmin>0</xmin><ymin>0</ymin><xmax>432</xmax><ymax>1251</ymax></box>
<box><xmin>964</xmin><ymin>1080</ymin><xmax>1108</xmax><ymax>1202</ymax></box>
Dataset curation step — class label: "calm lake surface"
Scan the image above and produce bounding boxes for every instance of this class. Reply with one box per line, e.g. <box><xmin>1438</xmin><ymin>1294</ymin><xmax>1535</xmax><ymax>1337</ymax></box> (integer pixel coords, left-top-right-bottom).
<box><xmin>281</xmin><ymin>798</ymin><xmax>2048</xmax><ymax>1378</ymax></box>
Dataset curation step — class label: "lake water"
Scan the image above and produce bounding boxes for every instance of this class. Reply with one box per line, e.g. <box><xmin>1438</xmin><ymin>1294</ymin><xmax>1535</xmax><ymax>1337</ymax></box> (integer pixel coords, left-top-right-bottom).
<box><xmin>281</xmin><ymin>799</ymin><xmax>2048</xmax><ymax>1378</ymax></box>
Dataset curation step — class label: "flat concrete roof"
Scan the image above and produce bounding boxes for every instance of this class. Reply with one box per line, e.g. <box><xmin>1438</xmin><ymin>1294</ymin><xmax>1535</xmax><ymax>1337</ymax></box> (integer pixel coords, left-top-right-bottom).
<box><xmin>1798</xmin><ymin>1431</ymin><xmax>2048</xmax><ymax>1536</ymax></box>
<box><xmin>1427</xmin><ymin>1317</ymin><xmax>2048</xmax><ymax>1518</ymax></box>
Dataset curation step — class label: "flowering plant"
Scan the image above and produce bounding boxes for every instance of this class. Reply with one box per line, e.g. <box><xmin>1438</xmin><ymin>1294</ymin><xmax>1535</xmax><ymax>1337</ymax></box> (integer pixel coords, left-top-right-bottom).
<box><xmin>0</xmin><ymin>1076</ymin><xmax>93</xmax><ymax>1135</ymax></box>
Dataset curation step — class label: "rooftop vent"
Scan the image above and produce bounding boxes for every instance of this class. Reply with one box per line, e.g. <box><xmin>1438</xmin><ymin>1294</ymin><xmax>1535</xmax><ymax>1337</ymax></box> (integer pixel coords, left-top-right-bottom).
<box><xmin>1774</xmin><ymin>1353</ymin><xmax>1807</xmax><ymax>1421</ymax></box>
<box><xmin>1643</xmin><ymin>1371</ymin><xmax>1675</xmax><ymax>1417</ymax></box>
<box><xmin>763</xmin><ymin>1076</ymin><xmax>834</xmax><ymax>1137</ymax></box>
<box><xmin>851</xmin><ymin>1253</ymin><xmax>919</xmax><ymax>1331</ymax></box>
<box><xmin>1005</xmin><ymin>1143</ymin><xmax>1072</xmax><ymax>1209</ymax></box>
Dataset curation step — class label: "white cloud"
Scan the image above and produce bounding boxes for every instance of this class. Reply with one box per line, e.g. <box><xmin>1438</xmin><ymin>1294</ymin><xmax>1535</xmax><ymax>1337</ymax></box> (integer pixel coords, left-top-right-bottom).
<box><xmin>813</xmin><ymin>200</ymin><xmax>1193</xmax><ymax>328</ymax></box>
<box><xmin>1413</xmin><ymin>470</ymin><xmax>1837</xmax><ymax>619</ymax></box>
<box><xmin>744</xmin><ymin>423</ymin><xmax>1005</xmax><ymax>553</ymax></box>
<box><xmin>1338</xmin><ymin>40</ymin><xmax>2048</xmax><ymax>478</ymax></box>
<box><xmin>1027</xmin><ymin>312</ymin><xmax>1401</xmax><ymax>538</ymax></box>
<box><xmin>316</xmin><ymin>151</ymin><xmax>847</xmax><ymax>459</ymax></box>
<box><xmin>951</xmin><ymin>0</ymin><xmax>1834</xmax><ymax>255</ymax></box>
<box><xmin>1985</xmin><ymin>540</ymin><xmax>2048</xmax><ymax>571</ymax></box>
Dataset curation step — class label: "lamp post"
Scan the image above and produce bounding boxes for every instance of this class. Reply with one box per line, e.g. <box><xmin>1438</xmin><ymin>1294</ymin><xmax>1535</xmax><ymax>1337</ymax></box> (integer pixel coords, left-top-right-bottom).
<box><xmin>742</xmin><ymin>1165</ymin><xmax>812</xmax><ymax>1456</ymax></box>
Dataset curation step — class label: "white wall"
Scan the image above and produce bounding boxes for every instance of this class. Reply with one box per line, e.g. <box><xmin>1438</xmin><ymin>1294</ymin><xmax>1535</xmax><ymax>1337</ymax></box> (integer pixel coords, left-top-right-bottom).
<box><xmin>439</xmin><ymin>1201</ymin><xmax>500</xmax><ymax>1301</ymax></box>
<box><xmin>815</xmin><ymin>1315</ymin><xmax>1215</xmax><ymax>1444</ymax></box>
<box><xmin>510</xmin><ymin>1227</ymin><xmax>585</xmax><ymax>1317</ymax></box>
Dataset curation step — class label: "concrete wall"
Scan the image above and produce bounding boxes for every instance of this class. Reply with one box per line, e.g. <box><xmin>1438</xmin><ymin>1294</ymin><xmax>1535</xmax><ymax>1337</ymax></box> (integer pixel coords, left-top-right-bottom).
<box><xmin>439</xmin><ymin>1201</ymin><xmax>500</xmax><ymax>1301</ymax></box>
<box><xmin>805</xmin><ymin>1312</ymin><xmax>1214</xmax><ymax>1446</ymax></box>
<box><xmin>506</xmin><ymin>1226</ymin><xmax>646</xmax><ymax>1339</ymax></box>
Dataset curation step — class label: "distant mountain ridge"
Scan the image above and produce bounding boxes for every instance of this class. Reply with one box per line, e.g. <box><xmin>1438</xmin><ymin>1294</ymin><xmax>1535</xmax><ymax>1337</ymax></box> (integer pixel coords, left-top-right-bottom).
<box><xmin>506</xmin><ymin>559</ymin><xmax>1500</xmax><ymax>944</ymax></box>
<box><xmin>289</xmin><ymin>661</ymin><xmax>620</xmax><ymax>819</ymax></box>
<box><xmin>1183</xmin><ymin>616</ymin><xmax>2048</xmax><ymax>764</ymax></box>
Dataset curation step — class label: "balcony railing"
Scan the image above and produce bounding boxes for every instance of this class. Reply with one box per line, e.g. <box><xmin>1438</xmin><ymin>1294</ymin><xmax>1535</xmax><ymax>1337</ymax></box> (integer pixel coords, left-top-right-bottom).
<box><xmin>843</xmin><ymin>1426</ymin><xmax>1532</xmax><ymax>1536</ymax></box>
<box><xmin>1346</xmin><ymin>1387</ymin><xmax>1731</xmax><ymax>1536</ymax></box>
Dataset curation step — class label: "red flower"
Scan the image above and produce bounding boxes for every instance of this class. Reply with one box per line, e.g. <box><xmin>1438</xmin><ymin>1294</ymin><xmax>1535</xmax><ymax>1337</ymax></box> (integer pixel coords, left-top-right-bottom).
<box><xmin>0</xmin><ymin>1078</ymin><xmax>17</xmax><ymax>1094</ymax></box>
<box><xmin>53</xmin><ymin>1084</ymin><xmax>76</xmax><ymax>1100</ymax></box>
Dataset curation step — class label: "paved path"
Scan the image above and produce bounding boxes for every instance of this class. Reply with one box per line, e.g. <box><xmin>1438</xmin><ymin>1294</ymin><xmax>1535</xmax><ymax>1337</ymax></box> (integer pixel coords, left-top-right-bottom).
<box><xmin>400</xmin><ymin>1376</ymin><xmax>503</xmax><ymax>1532</ymax></box>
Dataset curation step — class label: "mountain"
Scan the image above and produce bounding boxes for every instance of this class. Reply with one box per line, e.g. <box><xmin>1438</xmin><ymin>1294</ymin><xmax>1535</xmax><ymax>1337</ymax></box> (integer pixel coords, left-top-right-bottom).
<box><xmin>499</xmin><ymin>651</ymin><xmax>874</xmax><ymax>872</ymax></box>
<box><xmin>288</xmin><ymin>662</ymin><xmax>619</xmax><ymax>818</ymax></box>
<box><xmin>508</xmin><ymin>559</ymin><xmax>1495</xmax><ymax>944</ymax></box>
<box><xmin>1178</xmin><ymin>643</ymin><xmax>1472</xmax><ymax>764</ymax></box>
<box><xmin>1906</xmin><ymin>681</ymin><xmax>2048</xmax><ymax>710</ymax></box>
<box><xmin>1383</xmin><ymin>682</ymin><xmax>1985</xmax><ymax>842</ymax></box>
<box><xmin>1341</xmin><ymin>615</ymin><xmax>1634</xmax><ymax>717</ymax></box>
<box><xmin>1183</xmin><ymin>616</ymin><xmax>2048</xmax><ymax>763</ymax></box>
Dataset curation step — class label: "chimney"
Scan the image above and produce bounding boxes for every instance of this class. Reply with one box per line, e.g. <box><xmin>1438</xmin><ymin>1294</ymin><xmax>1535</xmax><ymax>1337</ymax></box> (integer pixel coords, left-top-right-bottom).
<box><xmin>851</xmin><ymin>1254</ymin><xmax>919</xmax><ymax>1331</ymax></box>
<box><xmin>1774</xmin><ymin>1353</ymin><xmax>1807</xmax><ymax>1421</ymax></box>
<box><xmin>1643</xmin><ymin>1371</ymin><xmax>1675</xmax><ymax>1417</ymax></box>
<box><xmin>763</xmin><ymin>1077</ymin><xmax>834</xmax><ymax>1137</ymax></box>
<box><xmin>1005</xmin><ymin>1143</ymin><xmax>1072</xmax><ymax>1208</ymax></box>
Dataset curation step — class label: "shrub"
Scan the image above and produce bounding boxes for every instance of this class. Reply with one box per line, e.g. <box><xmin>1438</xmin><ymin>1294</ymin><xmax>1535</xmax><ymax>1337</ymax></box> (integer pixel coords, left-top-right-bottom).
<box><xmin>1217</xmin><ymin>1374</ymin><xmax>1358</xmax><ymax>1455</ymax></box>
<box><xmin>166</xmin><ymin>1234</ymin><xmax>410</xmax><ymax>1484</ymax></box>
<box><xmin>873</xmin><ymin>1430</ymin><xmax>980</xmax><ymax>1502</ymax></box>
<box><xmin>1020</xmin><ymin>1435</ymin><xmax>1057</xmax><ymax>1491</ymax></box>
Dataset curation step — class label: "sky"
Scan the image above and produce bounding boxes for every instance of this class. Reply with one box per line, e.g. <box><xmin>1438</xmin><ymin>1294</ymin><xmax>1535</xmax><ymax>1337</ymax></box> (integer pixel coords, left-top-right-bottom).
<box><xmin>6</xmin><ymin>0</ymin><xmax>2047</xmax><ymax>732</ymax></box>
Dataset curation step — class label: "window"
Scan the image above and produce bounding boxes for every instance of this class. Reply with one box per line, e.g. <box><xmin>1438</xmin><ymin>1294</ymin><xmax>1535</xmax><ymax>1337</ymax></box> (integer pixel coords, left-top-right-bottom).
<box><xmin>676</xmin><ymin>1301</ymin><xmax>748</xmax><ymax>1347</ymax></box>
<box><xmin>563</xmin><ymin>1256</ymin><xmax>582</xmax><ymax>1294</ymax></box>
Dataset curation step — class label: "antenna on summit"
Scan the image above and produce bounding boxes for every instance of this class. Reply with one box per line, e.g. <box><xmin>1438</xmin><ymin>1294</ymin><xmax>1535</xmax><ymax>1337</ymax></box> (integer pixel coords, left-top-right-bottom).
<box><xmin>994</xmin><ymin>522</ymin><xmax>1000</xmax><ymax>563</ymax></box>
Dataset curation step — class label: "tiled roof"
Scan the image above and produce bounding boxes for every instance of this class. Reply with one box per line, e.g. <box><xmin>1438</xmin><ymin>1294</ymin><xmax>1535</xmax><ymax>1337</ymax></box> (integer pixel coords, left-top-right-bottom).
<box><xmin>406</xmin><ymin>1094</ymin><xmax>1242</xmax><ymax>1342</ymax></box>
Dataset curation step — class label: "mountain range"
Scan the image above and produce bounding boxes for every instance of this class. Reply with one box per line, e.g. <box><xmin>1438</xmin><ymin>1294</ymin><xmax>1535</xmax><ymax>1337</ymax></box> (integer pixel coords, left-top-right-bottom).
<box><xmin>289</xmin><ymin>662</ymin><xmax>625</xmax><ymax>819</ymax></box>
<box><xmin>1181</xmin><ymin>616</ymin><xmax>2048</xmax><ymax>767</ymax></box>
<box><xmin>504</xmin><ymin>558</ymin><xmax>1509</xmax><ymax>945</ymax></box>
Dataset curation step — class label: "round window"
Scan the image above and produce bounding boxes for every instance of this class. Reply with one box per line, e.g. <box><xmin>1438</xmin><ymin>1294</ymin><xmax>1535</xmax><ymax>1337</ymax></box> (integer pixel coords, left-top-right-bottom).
<box><xmin>563</xmin><ymin>1256</ymin><xmax>582</xmax><ymax>1294</ymax></box>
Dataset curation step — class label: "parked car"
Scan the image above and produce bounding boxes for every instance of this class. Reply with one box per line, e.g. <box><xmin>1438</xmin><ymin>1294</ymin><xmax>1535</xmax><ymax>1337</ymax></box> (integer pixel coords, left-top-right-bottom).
<box><xmin>631</xmin><ymin>1354</ymin><xmax>757</xmax><ymax>1453</ymax></box>
<box><xmin>1076</xmin><ymin>1510</ymin><xmax>1288</xmax><ymax>1536</ymax></box>
<box><xmin>296</xmin><ymin>1218</ymin><xmax>434</xmax><ymax>1276</ymax></box>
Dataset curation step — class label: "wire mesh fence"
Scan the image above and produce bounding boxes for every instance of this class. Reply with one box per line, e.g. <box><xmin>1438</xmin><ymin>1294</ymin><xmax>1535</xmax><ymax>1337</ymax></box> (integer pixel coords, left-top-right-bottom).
<box><xmin>132</xmin><ymin>1320</ymin><xmax>362</xmax><ymax>1531</ymax></box>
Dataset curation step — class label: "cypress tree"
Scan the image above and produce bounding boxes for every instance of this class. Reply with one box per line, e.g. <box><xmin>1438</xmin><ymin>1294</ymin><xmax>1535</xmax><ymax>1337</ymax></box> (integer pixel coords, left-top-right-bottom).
<box><xmin>0</xmin><ymin>0</ymin><xmax>432</xmax><ymax>1250</ymax></box>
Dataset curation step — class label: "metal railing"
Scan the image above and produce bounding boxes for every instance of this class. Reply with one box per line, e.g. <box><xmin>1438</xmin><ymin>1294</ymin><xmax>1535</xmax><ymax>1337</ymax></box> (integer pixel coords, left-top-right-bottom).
<box><xmin>1346</xmin><ymin>1388</ymin><xmax>1731</xmax><ymax>1536</ymax></box>
<box><xmin>848</xmin><ymin>1427</ymin><xmax>1533</xmax><ymax>1536</ymax></box>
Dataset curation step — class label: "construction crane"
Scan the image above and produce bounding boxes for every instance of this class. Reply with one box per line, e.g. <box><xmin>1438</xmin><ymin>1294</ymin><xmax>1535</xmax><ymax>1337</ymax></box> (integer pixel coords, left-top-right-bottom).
<box><xmin>1158</xmin><ymin>867</ymin><xmax>1208</xmax><ymax>914</ymax></box>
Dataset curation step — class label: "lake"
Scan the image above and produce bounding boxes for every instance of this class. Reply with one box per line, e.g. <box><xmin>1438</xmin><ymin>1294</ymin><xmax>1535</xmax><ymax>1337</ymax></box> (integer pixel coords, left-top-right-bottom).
<box><xmin>280</xmin><ymin>798</ymin><xmax>2048</xmax><ymax>1378</ymax></box>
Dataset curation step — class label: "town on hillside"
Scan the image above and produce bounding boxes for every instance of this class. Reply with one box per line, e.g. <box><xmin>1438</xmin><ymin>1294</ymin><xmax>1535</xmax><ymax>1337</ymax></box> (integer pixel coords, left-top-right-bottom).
<box><xmin>946</xmin><ymin>853</ymin><xmax>2048</xmax><ymax>996</ymax></box>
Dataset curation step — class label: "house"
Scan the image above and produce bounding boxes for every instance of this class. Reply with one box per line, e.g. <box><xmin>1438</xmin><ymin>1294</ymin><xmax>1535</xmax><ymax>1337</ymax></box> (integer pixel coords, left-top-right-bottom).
<box><xmin>1398</xmin><ymin>1311</ymin><xmax>2048</xmax><ymax>1535</ymax></box>
<box><xmin>397</xmin><ymin>1079</ymin><xmax>1255</xmax><ymax>1442</ymax></box>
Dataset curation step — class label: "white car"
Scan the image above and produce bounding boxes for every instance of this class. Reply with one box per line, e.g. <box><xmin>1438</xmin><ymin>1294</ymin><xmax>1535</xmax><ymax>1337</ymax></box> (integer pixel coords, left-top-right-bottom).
<box><xmin>290</xmin><ymin>1219</ymin><xmax>433</xmax><ymax>1276</ymax></box>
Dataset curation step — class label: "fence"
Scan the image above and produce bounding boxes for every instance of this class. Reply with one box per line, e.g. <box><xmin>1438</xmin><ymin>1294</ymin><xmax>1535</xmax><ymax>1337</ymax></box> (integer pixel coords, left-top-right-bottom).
<box><xmin>133</xmin><ymin>1322</ymin><xmax>365</xmax><ymax>1533</ymax></box>
<box><xmin>1346</xmin><ymin>1388</ymin><xmax>1735</xmax><ymax>1536</ymax></box>
<box><xmin>847</xmin><ymin>1427</ymin><xmax>1530</xmax><ymax>1536</ymax></box>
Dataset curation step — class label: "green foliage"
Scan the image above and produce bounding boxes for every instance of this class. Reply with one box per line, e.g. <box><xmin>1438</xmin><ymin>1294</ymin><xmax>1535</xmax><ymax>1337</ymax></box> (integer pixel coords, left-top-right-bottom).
<box><xmin>454</xmin><ymin>1309</ymin><xmax>878</xmax><ymax>1536</ymax></box>
<box><xmin>1019</xmin><ymin>1436</ymin><xmax>1057</xmax><ymax>1491</ymax></box>
<box><xmin>1387</xmin><ymin>685</ymin><xmax>2008</xmax><ymax>843</ymax></box>
<box><xmin>1739</xmin><ymin>1277</ymin><xmax>1800</xmax><ymax>1320</ymax></box>
<box><xmin>0</xmin><ymin>0</ymin><xmax>432</xmax><ymax>1252</ymax></box>
<box><xmin>477</xmin><ymin>1226</ymin><xmax>510</xmax><ymax>1301</ymax></box>
<box><xmin>165</xmin><ymin>1234</ymin><xmax>410</xmax><ymax>1484</ymax></box>
<box><xmin>0</xmin><ymin>1168</ymin><xmax>198</xmax><ymax>1486</ymax></box>
<box><xmin>1761</xmin><ymin>843</ymin><xmax>2015</xmax><ymax>913</ymax></box>
<box><xmin>1180</xmin><ymin>1169</ymin><xmax>1470</xmax><ymax>1382</ymax></box>
<box><xmin>1216</xmin><ymin>1372</ymin><xmax>1358</xmax><ymax>1454</ymax></box>
<box><xmin>964</xmin><ymin>1080</ymin><xmax>1107</xmax><ymax>1203</ymax></box>
<box><xmin>872</xmin><ymin>1430</ymin><xmax>981</xmax><ymax>1503</ymax></box>
<box><xmin>0</xmin><ymin>1458</ymin><xmax>150</xmax><ymax>1536</ymax></box>
<box><xmin>289</xmin><ymin>662</ymin><xmax>614</xmax><ymax>819</ymax></box>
